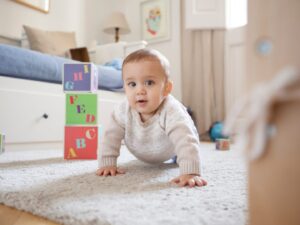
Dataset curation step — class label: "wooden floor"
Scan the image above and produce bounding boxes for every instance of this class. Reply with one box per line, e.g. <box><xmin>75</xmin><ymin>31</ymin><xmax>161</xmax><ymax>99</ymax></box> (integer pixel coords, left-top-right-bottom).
<box><xmin>0</xmin><ymin>204</ymin><xmax>59</xmax><ymax>225</ymax></box>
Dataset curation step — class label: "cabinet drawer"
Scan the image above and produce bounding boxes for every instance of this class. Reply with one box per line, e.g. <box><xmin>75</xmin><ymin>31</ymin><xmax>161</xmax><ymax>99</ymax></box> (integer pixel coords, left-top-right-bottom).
<box><xmin>0</xmin><ymin>89</ymin><xmax>64</xmax><ymax>143</ymax></box>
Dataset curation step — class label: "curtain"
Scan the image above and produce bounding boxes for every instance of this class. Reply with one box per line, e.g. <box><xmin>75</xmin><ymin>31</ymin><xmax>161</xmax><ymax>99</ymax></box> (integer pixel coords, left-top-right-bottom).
<box><xmin>181</xmin><ymin>23</ymin><xmax>226</xmax><ymax>139</ymax></box>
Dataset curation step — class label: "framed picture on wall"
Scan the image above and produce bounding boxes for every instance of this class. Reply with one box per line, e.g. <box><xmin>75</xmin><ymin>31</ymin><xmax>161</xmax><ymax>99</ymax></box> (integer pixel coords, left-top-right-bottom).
<box><xmin>141</xmin><ymin>0</ymin><xmax>171</xmax><ymax>43</ymax></box>
<box><xmin>12</xmin><ymin>0</ymin><xmax>50</xmax><ymax>13</ymax></box>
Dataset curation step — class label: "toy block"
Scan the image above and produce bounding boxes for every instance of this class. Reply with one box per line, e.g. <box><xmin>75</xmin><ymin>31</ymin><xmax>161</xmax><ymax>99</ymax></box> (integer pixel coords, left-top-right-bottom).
<box><xmin>64</xmin><ymin>126</ymin><xmax>98</xmax><ymax>159</ymax></box>
<box><xmin>0</xmin><ymin>134</ymin><xmax>5</xmax><ymax>155</ymax></box>
<box><xmin>63</xmin><ymin>63</ymin><xmax>98</xmax><ymax>92</ymax></box>
<box><xmin>216</xmin><ymin>138</ymin><xmax>230</xmax><ymax>150</ymax></box>
<box><xmin>66</xmin><ymin>94</ymin><xmax>97</xmax><ymax>125</ymax></box>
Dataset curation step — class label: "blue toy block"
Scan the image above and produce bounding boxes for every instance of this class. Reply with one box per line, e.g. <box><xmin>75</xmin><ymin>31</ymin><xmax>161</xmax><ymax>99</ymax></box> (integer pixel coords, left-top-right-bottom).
<box><xmin>63</xmin><ymin>63</ymin><xmax>98</xmax><ymax>92</ymax></box>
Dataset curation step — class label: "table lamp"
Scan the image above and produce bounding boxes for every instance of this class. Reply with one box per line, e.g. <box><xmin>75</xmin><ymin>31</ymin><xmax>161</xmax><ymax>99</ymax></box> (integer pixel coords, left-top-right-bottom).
<box><xmin>103</xmin><ymin>11</ymin><xmax>131</xmax><ymax>42</ymax></box>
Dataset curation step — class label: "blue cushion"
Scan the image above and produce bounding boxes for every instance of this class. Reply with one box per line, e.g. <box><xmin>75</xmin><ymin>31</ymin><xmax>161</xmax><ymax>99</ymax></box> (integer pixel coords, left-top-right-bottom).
<box><xmin>104</xmin><ymin>58</ymin><xmax>123</xmax><ymax>70</ymax></box>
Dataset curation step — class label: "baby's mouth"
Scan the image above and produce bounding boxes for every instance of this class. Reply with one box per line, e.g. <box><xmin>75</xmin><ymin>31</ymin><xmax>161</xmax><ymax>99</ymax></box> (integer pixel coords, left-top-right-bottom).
<box><xmin>137</xmin><ymin>99</ymin><xmax>147</xmax><ymax>103</ymax></box>
<box><xmin>136</xmin><ymin>99</ymin><xmax>148</xmax><ymax>106</ymax></box>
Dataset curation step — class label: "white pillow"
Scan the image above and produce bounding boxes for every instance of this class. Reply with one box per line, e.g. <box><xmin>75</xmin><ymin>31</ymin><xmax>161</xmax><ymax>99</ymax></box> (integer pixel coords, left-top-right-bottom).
<box><xmin>23</xmin><ymin>25</ymin><xmax>77</xmax><ymax>57</ymax></box>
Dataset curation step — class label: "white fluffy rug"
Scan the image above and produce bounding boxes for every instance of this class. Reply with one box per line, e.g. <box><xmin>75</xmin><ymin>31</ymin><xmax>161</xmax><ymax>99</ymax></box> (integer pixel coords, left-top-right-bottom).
<box><xmin>0</xmin><ymin>143</ymin><xmax>248</xmax><ymax>225</ymax></box>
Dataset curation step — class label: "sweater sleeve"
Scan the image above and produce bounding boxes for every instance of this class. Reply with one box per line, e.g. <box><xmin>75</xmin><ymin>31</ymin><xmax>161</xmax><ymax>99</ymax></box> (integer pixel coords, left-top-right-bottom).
<box><xmin>98</xmin><ymin>101</ymin><xmax>126</xmax><ymax>168</ymax></box>
<box><xmin>164</xmin><ymin>100</ymin><xmax>201</xmax><ymax>175</ymax></box>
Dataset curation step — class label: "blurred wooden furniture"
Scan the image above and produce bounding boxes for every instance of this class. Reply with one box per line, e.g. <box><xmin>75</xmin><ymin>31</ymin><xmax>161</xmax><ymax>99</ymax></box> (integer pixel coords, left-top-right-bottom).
<box><xmin>249</xmin><ymin>99</ymin><xmax>300</xmax><ymax>225</ymax></box>
<box><xmin>69</xmin><ymin>47</ymin><xmax>90</xmax><ymax>62</ymax></box>
<box><xmin>0</xmin><ymin>204</ymin><xmax>59</xmax><ymax>225</ymax></box>
<box><xmin>247</xmin><ymin>0</ymin><xmax>300</xmax><ymax>87</ymax></box>
<box><xmin>247</xmin><ymin>1</ymin><xmax>300</xmax><ymax>225</ymax></box>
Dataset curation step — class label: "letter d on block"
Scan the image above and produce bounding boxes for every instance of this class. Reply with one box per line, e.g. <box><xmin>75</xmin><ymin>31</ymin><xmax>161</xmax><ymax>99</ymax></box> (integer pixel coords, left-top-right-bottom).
<box><xmin>86</xmin><ymin>114</ymin><xmax>95</xmax><ymax>123</ymax></box>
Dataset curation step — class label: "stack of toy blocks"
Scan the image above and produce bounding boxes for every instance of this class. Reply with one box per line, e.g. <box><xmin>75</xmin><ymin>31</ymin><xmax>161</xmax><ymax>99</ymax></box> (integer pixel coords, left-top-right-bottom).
<box><xmin>63</xmin><ymin>63</ymin><xmax>98</xmax><ymax>159</ymax></box>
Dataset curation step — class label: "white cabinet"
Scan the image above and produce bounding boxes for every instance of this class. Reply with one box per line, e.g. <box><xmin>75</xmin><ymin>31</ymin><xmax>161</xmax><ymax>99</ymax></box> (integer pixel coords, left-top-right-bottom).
<box><xmin>0</xmin><ymin>90</ymin><xmax>64</xmax><ymax>143</ymax></box>
<box><xmin>0</xmin><ymin>78</ymin><xmax>65</xmax><ymax>144</ymax></box>
<box><xmin>185</xmin><ymin>0</ymin><xmax>247</xmax><ymax>29</ymax></box>
<box><xmin>89</xmin><ymin>41</ymin><xmax>147</xmax><ymax>65</ymax></box>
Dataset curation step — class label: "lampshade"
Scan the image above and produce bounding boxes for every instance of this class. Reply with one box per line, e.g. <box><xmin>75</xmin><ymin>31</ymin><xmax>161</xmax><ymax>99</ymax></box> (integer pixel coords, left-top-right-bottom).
<box><xmin>103</xmin><ymin>11</ymin><xmax>131</xmax><ymax>42</ymax></box>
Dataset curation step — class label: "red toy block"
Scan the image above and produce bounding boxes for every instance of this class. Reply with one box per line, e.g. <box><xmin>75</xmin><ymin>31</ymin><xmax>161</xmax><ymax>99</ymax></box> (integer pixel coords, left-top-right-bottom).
<box><xmin>64</xmin><ymin>126</ymin><xmax>98</xmax><ymax>160</ymax></box>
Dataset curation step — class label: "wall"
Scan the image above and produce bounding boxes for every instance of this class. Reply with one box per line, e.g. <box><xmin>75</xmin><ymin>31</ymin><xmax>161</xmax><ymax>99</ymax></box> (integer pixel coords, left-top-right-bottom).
<box><xmin>0</xmin><ymin>0</ymin><xmax>88</xmax><ymax>46</ymax></box>
<box><xmin>0</xmin><ymin>0</ymin><xmax>182</xmax><ymax>99</ymax></box>
<box><xmin>86</xmin><ymin>0</ymin><xmax>182</xmax><ymax>100</ymax></box>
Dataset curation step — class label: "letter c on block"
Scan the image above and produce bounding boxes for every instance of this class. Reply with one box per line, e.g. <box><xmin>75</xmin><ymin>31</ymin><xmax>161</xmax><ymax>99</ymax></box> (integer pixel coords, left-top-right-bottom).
<box><xmin>86</xmin><ymin>128</ymin><xmax>96</xmax><ymax>140</ymax></box>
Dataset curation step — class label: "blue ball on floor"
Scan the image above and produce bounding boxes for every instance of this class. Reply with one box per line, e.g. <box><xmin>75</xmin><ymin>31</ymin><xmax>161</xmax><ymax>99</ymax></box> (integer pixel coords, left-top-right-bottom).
<box><xmin>209</xmin><ymin>121</ymin><xmax>228</xmax><ymax>142</ymax></box>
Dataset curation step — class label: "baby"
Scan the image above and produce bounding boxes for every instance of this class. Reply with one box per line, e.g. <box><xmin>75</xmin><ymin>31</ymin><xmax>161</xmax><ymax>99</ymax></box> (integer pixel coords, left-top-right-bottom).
<box><xmin>96</xmin><ymin>49</ymin><xmax>207</xmax><ymax>188</ymax></box>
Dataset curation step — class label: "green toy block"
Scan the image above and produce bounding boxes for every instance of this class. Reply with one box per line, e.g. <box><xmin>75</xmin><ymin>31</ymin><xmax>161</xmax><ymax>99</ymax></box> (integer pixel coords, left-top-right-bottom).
<box><xmin>66</xmin><ymin>94</ymin><xmax>98</xmax><ymax>125</ymax></box>
<box><xmin>0</xmin><ymin>134</ymin><xmax>5</xmax><ymax>155</ymax></box>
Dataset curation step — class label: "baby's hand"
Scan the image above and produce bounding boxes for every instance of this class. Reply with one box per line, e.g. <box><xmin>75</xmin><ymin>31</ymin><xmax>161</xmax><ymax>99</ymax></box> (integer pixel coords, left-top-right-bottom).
<box><xmin>96</xmin><ymin>166</ymin><xmax>125</xmax><ymax>176</ymax></box>
<box><xmin>171</xmin><ymin>174</ymin><xmax>207</xmax><ymax>188</ymax></box>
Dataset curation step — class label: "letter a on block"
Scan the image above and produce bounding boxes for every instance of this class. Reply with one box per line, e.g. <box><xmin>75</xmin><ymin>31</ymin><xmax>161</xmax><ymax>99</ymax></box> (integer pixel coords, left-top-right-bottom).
<box><xmin>68</xmin><ymin>148</ymin><xmax>77</xmax><ymax>158</ymax></box>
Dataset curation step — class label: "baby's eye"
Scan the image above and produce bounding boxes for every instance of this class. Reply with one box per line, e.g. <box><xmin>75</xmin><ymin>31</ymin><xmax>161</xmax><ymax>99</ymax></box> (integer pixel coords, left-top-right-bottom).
<box><xmin>145</xmin><ymin>80</ymin><xmax>155</xmax><ymax>86</ymax></box>
<box><xmin>127</xmin><ymin>82</ymin><xmax>136</xmax><ymax>87</ymax></box>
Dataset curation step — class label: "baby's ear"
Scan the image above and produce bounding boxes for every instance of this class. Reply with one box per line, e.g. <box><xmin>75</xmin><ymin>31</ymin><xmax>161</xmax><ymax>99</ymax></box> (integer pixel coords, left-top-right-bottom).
<box><xmin>164</xmin><ymin>80</ymin><xmax>173</xmax><ymax>96</ymax></box>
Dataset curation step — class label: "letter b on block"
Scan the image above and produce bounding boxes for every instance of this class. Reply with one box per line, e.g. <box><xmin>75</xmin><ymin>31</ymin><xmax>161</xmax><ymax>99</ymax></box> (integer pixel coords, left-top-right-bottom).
<box><xmin>76</xmin><ymin>138</ymin><xmax>86</xmax><ymax>149</ymax></box>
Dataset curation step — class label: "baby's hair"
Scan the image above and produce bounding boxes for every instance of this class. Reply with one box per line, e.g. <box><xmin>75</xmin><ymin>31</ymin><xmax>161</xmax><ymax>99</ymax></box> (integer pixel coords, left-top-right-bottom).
<box><xmin>122</xmin><ymin>48</ymin><xmax>170</xmax><ymax>78</ymax></box>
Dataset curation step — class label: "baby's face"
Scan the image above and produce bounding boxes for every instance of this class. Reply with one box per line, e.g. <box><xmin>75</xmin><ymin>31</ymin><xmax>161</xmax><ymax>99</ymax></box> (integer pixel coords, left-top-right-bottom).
<box><xmin>123</xmin><ymin>59</ymin><xmax>170</xmax><ymax>121</ymax></box>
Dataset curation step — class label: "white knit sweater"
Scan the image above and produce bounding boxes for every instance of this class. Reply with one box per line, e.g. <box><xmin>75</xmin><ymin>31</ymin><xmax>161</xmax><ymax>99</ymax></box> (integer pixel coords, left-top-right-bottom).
<box><xmin>99</xmin><ymin>95</ymin><xmax>201</xmax><ymax>175</ymax></box>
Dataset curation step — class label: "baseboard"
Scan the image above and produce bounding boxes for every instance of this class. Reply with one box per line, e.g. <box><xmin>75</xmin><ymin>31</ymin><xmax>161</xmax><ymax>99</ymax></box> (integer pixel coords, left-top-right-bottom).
<box><xmin>5</xmin><ymin>141</ymin><xmax>63</xmax><ymax>151</ymax></box>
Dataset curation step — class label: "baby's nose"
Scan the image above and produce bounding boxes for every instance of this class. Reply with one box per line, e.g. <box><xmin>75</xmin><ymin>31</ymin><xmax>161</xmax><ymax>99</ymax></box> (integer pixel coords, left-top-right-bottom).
<box><xmin>137</xmin><ymin>85</ymin><xmax>146</xmax><ymax>95</ymax></box>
